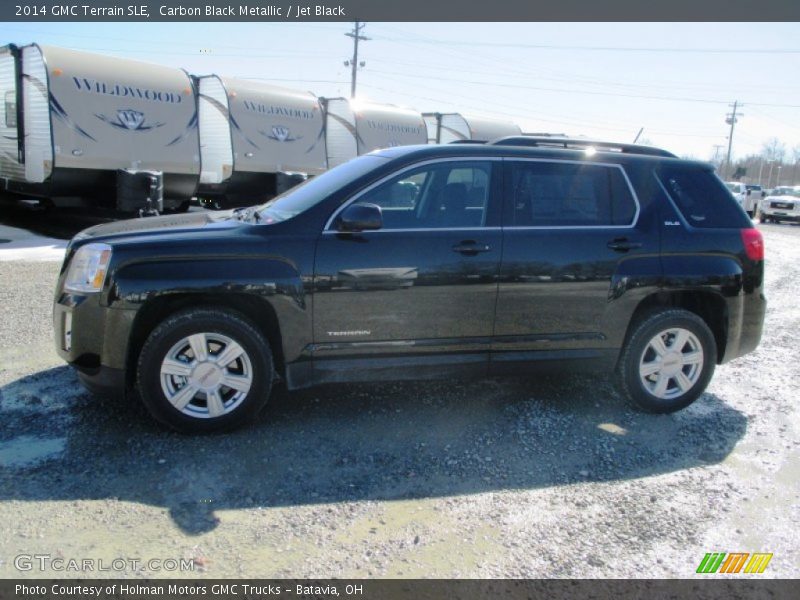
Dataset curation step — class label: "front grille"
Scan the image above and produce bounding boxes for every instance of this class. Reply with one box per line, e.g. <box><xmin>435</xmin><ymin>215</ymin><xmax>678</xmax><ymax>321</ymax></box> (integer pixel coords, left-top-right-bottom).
<box><xmin>770</xmin><ymin>202</ymin><xmax>795</xmax><ymax>210</ymax></box>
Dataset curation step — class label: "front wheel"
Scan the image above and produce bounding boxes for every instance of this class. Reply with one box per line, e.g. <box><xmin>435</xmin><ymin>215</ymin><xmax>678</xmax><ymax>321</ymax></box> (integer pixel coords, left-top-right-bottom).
<box><xmin>616</xmin><ymin>309</ymin><xmax>716</xmax><ymax>413</ymax></box>
<box><xmin>137</xmin><ymin>308</ymin><xmax>273</xmax><ymax>433</ymax></box>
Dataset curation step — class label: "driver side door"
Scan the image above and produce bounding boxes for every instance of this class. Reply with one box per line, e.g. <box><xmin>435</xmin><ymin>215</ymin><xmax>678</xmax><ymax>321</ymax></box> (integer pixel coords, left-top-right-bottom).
<box><xmin>312</xmin><ymin>158</ymin><xmax>503</xmax><ymax>381</ymax></box>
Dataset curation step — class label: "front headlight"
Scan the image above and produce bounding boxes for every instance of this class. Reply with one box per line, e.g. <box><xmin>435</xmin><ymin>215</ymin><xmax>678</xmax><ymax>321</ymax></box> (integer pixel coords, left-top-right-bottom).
<box><xmin>64</xmin><ymin>243</ymin><xmax>112</xmax><ymax>293</ymax></box>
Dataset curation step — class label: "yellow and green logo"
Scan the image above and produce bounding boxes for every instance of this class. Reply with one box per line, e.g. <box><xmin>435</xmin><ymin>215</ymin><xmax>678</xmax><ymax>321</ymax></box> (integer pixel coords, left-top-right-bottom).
<box><xmin>696</xmin><ymin>552</ymin><xmax>773</xmax><ymax>574</ymax></box>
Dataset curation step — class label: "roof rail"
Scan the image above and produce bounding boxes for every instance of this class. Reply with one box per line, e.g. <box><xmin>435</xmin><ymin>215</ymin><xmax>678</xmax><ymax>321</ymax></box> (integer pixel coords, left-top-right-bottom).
<box><xmin>489</xmin><ymin>136</ymin><xmax>677</xmax><ymax>158</ymax></box>
<box><xmin>449</xmin><ymin>139</ymin><xmax>487</xmax><ymax>145</ymax></box>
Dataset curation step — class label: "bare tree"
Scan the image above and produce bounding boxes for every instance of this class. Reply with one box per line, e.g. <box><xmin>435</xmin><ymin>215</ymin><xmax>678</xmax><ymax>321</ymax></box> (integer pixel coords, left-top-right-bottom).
<box><xmin>761</xmin><ymin>138</ymin><xmax>786</xmax><ymax>163</ymax></box>
<box><xmin>791</xmin><ymin>145</ymin><xmax>800</xmax><ymax>184</ymax></box>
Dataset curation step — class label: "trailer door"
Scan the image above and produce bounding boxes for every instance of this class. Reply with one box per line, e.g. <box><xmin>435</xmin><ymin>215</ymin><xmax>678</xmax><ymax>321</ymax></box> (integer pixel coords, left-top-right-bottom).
<box><xmin>198</xmin><ymin>76</ymin><xmax>234</xmax><ymax>184</ymax></box>
<box><xmin>21</xmin><ymin>45</ymin><xmax>52</xmax><ymax>183</ymax></box>
<box><xmin>0</xmin><ymin>46</ymin><xmax>24</xmax><ymax>180</ymax></box>
<box><xmin>324</xmin><ymin>98</ymin><xmax>357</xmax><ymax>168</ymax></box>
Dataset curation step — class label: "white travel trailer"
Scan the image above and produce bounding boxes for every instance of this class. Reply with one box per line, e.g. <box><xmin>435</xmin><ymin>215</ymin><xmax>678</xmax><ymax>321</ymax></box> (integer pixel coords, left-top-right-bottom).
<box><xmin>0</xmin><ymin>44</ymin><xmax>200</xmax><ymax>211</ymax></box>
<box><xmin>195</xmin><ymin>75</ymin><xmax>326</xmax><ymax>204</ymax></box>
<box><xmin>423</xmin><ymin>112</ymin><xmax>521</xmax><ymax>144</ymax></box>
<box><xmin>323</xmin><ymin>98</ymin><xmax>428</xmax><ymax>168</ymax></box>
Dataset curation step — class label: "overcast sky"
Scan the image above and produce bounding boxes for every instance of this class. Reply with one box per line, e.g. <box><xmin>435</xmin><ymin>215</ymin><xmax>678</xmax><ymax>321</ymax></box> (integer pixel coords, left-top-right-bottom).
<box><xmin>4</xmin><ymin>21</ymin><xmax>800</xmax><ymax>161</ymax></box>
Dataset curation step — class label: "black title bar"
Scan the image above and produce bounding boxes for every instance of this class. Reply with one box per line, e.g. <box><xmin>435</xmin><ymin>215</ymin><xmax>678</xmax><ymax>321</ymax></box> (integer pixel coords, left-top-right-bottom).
<box><xmin>2</xmin><ymin>0</ymin><xmax>800</xmax><ymax>22</ymax></box>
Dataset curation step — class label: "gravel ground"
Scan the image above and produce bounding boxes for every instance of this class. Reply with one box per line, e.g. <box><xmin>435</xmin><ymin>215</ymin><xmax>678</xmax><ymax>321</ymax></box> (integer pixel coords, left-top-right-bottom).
<box><xmin>0</xmin><ymin>217</ymin><xmax>798</xmax><ymax>579</ymax></box>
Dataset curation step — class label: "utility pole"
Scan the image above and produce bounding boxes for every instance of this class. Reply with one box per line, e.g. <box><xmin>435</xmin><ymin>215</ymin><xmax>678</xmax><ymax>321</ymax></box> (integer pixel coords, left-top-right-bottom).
<box><xmin>344</xmin><ymin>21</ymin><xmax>369</xmax><ymax>98</ymax></box>
<box><xmin>724</xmin><ymin>101</ymin><xmax>742</xmax><ymax>180</ymax></box>
<box><xmin>712</xmin><ymin>144</ymin><xmax>725</xmax><ymax>167</ymax></box>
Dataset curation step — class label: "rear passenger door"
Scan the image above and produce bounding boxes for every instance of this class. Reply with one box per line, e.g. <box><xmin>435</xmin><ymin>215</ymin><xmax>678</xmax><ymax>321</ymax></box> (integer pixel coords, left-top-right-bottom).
<box><xmin>492</xmin><ymin>159</ymin><xmax>657</xmax><ymax>370</ymax></box>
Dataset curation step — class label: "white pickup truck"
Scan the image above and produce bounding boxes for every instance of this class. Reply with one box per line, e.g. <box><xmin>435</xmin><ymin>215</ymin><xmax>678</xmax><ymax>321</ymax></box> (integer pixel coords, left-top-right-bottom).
<box><xmin>725</xmin><ymin>181</ymin><xmax>756</xmax><ymax>217</ymax></box>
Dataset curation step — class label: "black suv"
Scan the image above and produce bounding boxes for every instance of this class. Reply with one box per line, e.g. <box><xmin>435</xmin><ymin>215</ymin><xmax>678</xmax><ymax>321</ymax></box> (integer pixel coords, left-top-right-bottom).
<box><xmin>53</xmin><ymin>138</ymin><xmax>766</xmax><ymax>433</ymax></box>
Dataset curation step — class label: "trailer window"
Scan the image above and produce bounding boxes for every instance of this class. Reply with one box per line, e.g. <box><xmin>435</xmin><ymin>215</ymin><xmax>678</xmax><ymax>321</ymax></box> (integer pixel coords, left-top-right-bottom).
<box><xmin>4</xmin><ymin>91</ymin><xmax>15</xmax><ymax>128</ymax></box>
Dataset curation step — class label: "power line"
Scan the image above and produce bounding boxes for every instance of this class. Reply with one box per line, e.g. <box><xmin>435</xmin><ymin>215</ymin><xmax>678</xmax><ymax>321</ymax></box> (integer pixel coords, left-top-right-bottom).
<box><xmin>372</xmin><ymin>69</ymin><xmax>734</xmax><ymax>105</ymax></box>
<box><xmin>370</xmin><ymin>34</ymin><xmax>800</xmax><ymax>55</ymax></box>
<box><xmin>366</xmin><ymin>56</ymin><xmax>800</xmax><ymax>96</ymax></box>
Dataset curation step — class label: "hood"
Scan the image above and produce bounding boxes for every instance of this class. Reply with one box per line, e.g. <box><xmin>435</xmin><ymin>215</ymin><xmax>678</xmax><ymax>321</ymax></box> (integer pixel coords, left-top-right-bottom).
<box><xmin>72</xmin><ymin>210</ymin><xmax>239</xmax><ymax>244</ymax></box>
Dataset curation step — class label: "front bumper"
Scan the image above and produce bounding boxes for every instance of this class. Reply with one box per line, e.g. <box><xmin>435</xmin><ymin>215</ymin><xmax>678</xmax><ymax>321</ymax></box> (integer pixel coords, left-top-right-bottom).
<box><xmin>761</xmin><ymin>202</ymin><xmax>800</xmax><ymax>221</ymax></box>
<box><xmin>53</xmin><ymin>291</ymin><xmax>135</xmax><ymax>397</ymax></box>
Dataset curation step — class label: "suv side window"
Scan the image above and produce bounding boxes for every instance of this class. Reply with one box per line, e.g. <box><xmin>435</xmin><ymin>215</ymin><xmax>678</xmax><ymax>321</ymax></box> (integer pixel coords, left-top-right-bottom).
<box><xmin>657</xmin><ymin>166</ymin><xmax>751</xmax><ymax>228</ymax></box>
<box><xmin>351</xmin><ymin>161</ymin><xmax>493</xmax><ymax>229</ymax></box>
<box><xmin>509</xmin><ymin>161</ymin><xmax>637</xmax><ymax>227</ymax></box>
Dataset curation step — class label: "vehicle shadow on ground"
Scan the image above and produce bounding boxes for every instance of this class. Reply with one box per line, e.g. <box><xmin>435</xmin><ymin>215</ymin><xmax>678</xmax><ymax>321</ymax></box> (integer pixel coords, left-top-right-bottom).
<box><xmin>0</xmin><ymin>366</ymin><xmax>748</xmax><ymax>535</ymax></box>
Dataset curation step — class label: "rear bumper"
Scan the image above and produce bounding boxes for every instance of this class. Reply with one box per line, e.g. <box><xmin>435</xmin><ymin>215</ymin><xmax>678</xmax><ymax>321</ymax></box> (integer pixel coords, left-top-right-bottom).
<box><xmin>720</xmin><ymin>281</ymin><xmax>766</xmax><ymax>364</ymax></box>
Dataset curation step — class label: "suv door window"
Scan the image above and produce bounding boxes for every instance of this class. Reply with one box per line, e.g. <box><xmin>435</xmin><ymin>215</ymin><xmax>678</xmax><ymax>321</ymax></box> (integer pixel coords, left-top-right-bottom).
<box><xmin>347</xmin><ymin>161</ymin><xmax>493</xmax><ymax>229</ymax></box>
<box><xmin>509</xmin><ymin>161</ymin><xmax>637</xmax><ymax>227</ymax></box>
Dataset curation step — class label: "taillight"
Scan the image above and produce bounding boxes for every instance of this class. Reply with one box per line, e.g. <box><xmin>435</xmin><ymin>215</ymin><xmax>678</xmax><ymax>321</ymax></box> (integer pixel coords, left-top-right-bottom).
<box><xmin>741</xmin><ymin>228</ymin><xmax>764</xmax><ymax>261</ymax></box>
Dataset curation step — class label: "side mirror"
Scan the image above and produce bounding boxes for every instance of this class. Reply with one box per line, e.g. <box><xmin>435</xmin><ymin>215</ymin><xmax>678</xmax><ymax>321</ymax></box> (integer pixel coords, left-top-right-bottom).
<box><xmin>337</xmin><ymin>202</ymin><xmax>383</xmax><ymax>232</ymax></box>
<box><xmin>761</xmin><ymin>191</ymin><xmax>766</xmax><ymax>197</ymax></box>
<box><xmin>746</xmin><ymin>189</ymin><xmax>752</xmax><ymax>196</ymax></box>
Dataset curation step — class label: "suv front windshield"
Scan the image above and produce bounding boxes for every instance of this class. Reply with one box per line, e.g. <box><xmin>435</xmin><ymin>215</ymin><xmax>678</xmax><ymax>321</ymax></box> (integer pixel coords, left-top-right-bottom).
<box><xmin>256</xmin><ymin>155</ymin><xmax>388</xmax><ymax>223</ymax></box>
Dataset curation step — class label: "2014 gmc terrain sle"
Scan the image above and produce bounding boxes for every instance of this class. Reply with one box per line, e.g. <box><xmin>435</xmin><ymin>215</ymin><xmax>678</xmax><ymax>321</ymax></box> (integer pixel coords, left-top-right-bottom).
<box><xmin>53</xmin><ymin>138</ymin><xmax>766</xmax><ymax>433</ymax></box>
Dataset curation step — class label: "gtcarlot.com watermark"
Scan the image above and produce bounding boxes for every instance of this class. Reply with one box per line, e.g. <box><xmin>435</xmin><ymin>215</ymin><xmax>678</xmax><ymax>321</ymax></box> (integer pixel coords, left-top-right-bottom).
<box><xmin>14</xmin><ymin>554</ymin><xmax>195</xmax><ymax>572</ymax></box>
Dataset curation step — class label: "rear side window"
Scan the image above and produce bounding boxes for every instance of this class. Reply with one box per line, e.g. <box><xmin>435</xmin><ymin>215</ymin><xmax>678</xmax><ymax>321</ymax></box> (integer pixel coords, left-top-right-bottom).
<box><xmin>509</xmin><ymin>161</ymin><xmax>637</xmax><ymax>226</ymax></box>
<box><xmin>658</xmin><ymin>166</ymin><xmax>750</xmax><ymax>228</ymax></box>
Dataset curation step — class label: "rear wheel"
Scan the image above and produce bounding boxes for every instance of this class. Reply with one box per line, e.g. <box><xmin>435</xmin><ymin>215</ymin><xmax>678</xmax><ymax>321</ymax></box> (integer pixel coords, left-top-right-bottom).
<box><xmin>616</xmin><ymin>309</ymin><xmax>716</xmax><ymax>413</ymax></box>
<box><xmin>137</xmin><ymin>308</ymin><xmax>273</xmax><ymax>433</ymax></box>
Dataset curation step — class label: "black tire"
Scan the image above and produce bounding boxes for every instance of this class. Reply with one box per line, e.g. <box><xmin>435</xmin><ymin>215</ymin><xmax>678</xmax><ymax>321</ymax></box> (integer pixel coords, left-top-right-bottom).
<box><xmin>616</xmin><ymin>309</ymin><xmax>716</xmax><ymax>414</ymax></box>
<box><xmin>137</xmin><ymin>308</ymin><xmax>273</xmax><ymax>433</ymax></box>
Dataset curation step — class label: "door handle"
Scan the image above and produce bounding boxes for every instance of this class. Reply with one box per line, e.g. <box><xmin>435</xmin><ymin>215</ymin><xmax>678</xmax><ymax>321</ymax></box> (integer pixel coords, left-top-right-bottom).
<box><xmin>452</xmin><ymin>241</ymin><xmax>491</xmax><ymax>255</ymax></box>
<box><xmin>607</xmin><ymin>238</ymin><xmax>643</xmax><ymax>252</ymax></box>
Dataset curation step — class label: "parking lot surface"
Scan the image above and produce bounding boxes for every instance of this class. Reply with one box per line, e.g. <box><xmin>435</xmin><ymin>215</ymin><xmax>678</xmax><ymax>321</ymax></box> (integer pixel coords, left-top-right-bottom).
<box><xmin>1</xmin><ymin>209</ymin><xmax>798</xmax><ymax>578</ymax></box>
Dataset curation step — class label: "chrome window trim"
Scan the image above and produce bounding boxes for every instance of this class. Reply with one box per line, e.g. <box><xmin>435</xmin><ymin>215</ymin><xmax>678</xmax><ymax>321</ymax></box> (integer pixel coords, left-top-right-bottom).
<box><xmin>323</xmin><ymin>156</ymin><xmax>641</xmax><ymax>233</ymax></box>
<box><xmin>323</xmin><ymin>157</ymin><xmax>502</xmax><ymax>232</ymax></box>
<box><xmin>322</xmin><ymin>227</ymin><xmax>502</xmax><ymax>235</ymax></box>
<box><xmin>502</xmin><ymin>157</ymin><xmax>641</xmax><ymax>230</ymax></box>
